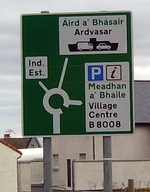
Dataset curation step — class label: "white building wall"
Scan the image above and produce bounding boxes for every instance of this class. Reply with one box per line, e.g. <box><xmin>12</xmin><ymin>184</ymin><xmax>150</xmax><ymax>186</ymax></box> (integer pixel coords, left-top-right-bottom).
<box><xmin>18</xmin><ymin>159</ymin><xmax>150</xmax><ymax>190</ymax></box>
<box><xmin>112</xmin><ymin>125</ymin><xmax>150</xmax><ymax>160</ymax></box>
<box><xmin>51</xmin><ymin>125</ymin><xmax>150</xmax><ymax>186</ymax></box>
<box><xmin>52</xmin><ymin>126</ymin><xmax>150</xmax><ymax>166</ymax></box>
<box><xmin>52</xmin><ymin>136</ymin><xmax>94</xmax><ymax>160</ymax></box>
<box><xmin>0</xmin><ymin>143</ymin><xmax>20</xmax><ymax>192</ymax></box>
<box><xmin>18</xmin><ymin>160</ymin><xmax>43</xmax><ymax>192</ymax></box>
<box><xmin>73</xmin><ymin>160</ymin><xmax>150</xmax><ymax>190</ymax></box>
<box><xmin>17</xmin><ymin>124</ymin><xmax>150</xmax><ymax>189</ymax></box>
<box><xmin>94</xmin><ymin>125</ymin><xmax>150</xmax><ymax>160</ymax></box>
<box><xmin>18</xmin><ymin>162</ymin><xmax>31</xmax><ymax>192</ymax></box>
<box><xmin>52</xmin><ymin>136</ymin><xmax>94</xmax><ymax>186</ymax></box>
<box><xmin>31</xmin><ymin>161</ymin><xmax>43</xmax><ymax>183</ymax></box>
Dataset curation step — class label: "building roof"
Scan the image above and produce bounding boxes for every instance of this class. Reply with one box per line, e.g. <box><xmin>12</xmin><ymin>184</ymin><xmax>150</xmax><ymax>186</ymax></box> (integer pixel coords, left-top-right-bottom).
<box><xmin>1</xmin><ymin>137</ymin><xmax>41</xmax><ymax>149</ymax></box>
<box><xmin>18</xmin><ymin>148</ymin><xmax>43</xmax><ymax>162</ymax></box>
<box><xmin>135</xmin><ymin>80</ymin><xmax>150</xmax><ymax>124</ymax></box>
<box><xmin>0</xmin><ymin>140</ymin><xmax>22</xmax><ymax>155</ymax></box>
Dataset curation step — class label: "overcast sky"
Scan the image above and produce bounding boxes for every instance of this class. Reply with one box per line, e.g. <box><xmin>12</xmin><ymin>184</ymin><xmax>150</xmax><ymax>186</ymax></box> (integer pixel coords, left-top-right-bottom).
<box><xmin>0</xmin><ymin>0</ymin><xmax>150</xmax><ymax>137</ymax></box>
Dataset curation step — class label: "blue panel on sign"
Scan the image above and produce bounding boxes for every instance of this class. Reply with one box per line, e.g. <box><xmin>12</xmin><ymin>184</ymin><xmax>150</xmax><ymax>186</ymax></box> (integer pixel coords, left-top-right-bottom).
<box><xmin>88</xmin><ymin>65</ymin><xmax>104</xmax><ymax>81</ymax></box>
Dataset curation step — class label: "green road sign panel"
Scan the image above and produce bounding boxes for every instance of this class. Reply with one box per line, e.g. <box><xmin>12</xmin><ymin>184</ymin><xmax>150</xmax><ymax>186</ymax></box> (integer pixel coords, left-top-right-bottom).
<box><xmin>21</xmin><ymin>11</ymin><xmax>134</xmax><ymax>136</ymax></box>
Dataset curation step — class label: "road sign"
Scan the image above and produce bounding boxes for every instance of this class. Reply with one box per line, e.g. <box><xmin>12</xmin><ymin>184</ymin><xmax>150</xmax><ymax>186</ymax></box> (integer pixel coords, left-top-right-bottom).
<box><xmin>21</xmin><ymin>11</ymin><xmax>134</xmax><ymax>136</ymax></box>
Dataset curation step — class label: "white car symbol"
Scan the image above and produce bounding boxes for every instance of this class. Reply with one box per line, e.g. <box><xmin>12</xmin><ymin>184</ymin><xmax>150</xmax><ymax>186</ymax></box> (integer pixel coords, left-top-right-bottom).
<box><xmin>97</xmin><ymin>43</ymin><xmax>111</xmax><ymax>50</ymax></box>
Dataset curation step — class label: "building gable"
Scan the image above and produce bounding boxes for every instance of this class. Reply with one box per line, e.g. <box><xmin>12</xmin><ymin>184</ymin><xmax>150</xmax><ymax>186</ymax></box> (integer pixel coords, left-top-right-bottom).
<box><xmin>0</xmin><ymin>140</ymin><xmax>22</xmax><ymax>156</ymax></box>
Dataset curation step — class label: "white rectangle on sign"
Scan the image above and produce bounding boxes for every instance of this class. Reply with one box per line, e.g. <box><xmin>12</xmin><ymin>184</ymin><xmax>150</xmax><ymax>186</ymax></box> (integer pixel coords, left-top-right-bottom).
<box><xmin>25</xmin><ymin>57</ymin><xmax>48</xmax><ymax>79</ymax></box>
<box><xmin>85</xmin><ymin>62</ymin><xmax>130</xmax><ymax>133</ymax></box>
<box><xmin>59</xmin><ymin>15</ymin><xmax>127</xmax><ymax>55</ymax></box>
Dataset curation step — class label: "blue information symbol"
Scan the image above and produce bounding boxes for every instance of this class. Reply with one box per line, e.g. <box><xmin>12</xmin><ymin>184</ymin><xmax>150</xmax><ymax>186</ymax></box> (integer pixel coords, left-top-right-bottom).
<box><xmin>88</xmin><ymin>65</ymin><xmax>104</xmax><ymax>81</ymax></box>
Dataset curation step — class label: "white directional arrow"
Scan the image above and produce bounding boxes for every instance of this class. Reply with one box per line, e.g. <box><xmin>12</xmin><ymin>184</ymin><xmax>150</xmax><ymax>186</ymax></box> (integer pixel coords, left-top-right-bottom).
<box><xmin>39</xmin><ymin>58</ymin><xmax>82</xmax><ymax>134</ymax></box>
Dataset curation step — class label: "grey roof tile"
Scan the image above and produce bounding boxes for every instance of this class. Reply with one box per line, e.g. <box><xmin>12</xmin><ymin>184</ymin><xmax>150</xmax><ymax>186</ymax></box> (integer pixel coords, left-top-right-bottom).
<box><xmin>134</xmin><ymin>81</ymin><xmax>150</xmax><ymax>123</ymax></box>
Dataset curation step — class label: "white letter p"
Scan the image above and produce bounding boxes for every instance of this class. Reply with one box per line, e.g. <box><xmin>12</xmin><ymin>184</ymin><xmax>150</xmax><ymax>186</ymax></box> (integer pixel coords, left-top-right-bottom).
<box><xmin>92</xmin><ymin>67</ymin><xmax>101</xmax><ymax>80</ymax></box>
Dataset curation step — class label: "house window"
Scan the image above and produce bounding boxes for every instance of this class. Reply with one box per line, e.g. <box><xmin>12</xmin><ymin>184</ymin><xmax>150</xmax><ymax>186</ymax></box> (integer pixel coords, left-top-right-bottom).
<box><xmin>53</xmin><ymin>154</ymin><xmax>59</xmax><ymax>171</ymax></box>
<box><xmin>79</xmin><ymin>153</ymin><xmax>86</xmax><ymax>160</ymax></box>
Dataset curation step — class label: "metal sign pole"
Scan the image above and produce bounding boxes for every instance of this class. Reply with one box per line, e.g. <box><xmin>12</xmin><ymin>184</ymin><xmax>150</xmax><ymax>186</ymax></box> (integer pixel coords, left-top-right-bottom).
<box><xmin>43</xmin><ymin>137</ymin><xmax>52</xmax><ymax>192</ymax></box>
<box><xmin>41</xmin><ymin>11</ymin><xmax>52</xmax><ymax>189</ymax></box>
<box><xmin>103</xmin><ymin>136</ymin><xmax>112</xmax><ymax>192</ymax></box>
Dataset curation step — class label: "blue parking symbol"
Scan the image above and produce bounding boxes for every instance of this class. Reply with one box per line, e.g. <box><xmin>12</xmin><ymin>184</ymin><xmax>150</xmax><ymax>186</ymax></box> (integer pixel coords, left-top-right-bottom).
<box><xmin>88</xmin><ymin>65</ymin><xmax>104</xmax><ymax>81</ymax></box>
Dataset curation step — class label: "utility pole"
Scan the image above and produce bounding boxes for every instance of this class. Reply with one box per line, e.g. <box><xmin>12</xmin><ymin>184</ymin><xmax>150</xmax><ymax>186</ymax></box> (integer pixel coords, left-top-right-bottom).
<box><xmin>43</xmin><ymin>137</ymin><xmax>52</xmax><ymax>192</ymax></box>
<box><xmin>103</xmin><ymin>136</ymin><xmax>112</xmax><ymax>192</ymax></box>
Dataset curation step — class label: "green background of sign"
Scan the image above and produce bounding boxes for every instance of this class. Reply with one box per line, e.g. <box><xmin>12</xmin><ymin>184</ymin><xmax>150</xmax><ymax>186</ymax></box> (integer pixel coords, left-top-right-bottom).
<box><xmin>21</xmin><ymin>11</ymin><xmax>134</xmax><ymax>136</ymax></box>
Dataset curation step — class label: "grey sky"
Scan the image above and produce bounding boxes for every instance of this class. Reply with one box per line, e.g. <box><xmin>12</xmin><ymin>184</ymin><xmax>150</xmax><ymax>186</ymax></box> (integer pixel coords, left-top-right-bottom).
<box><xmin>0</xmin><ymin>0</ymin><xmax>149</xmax><ymax>137</ymax></box>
